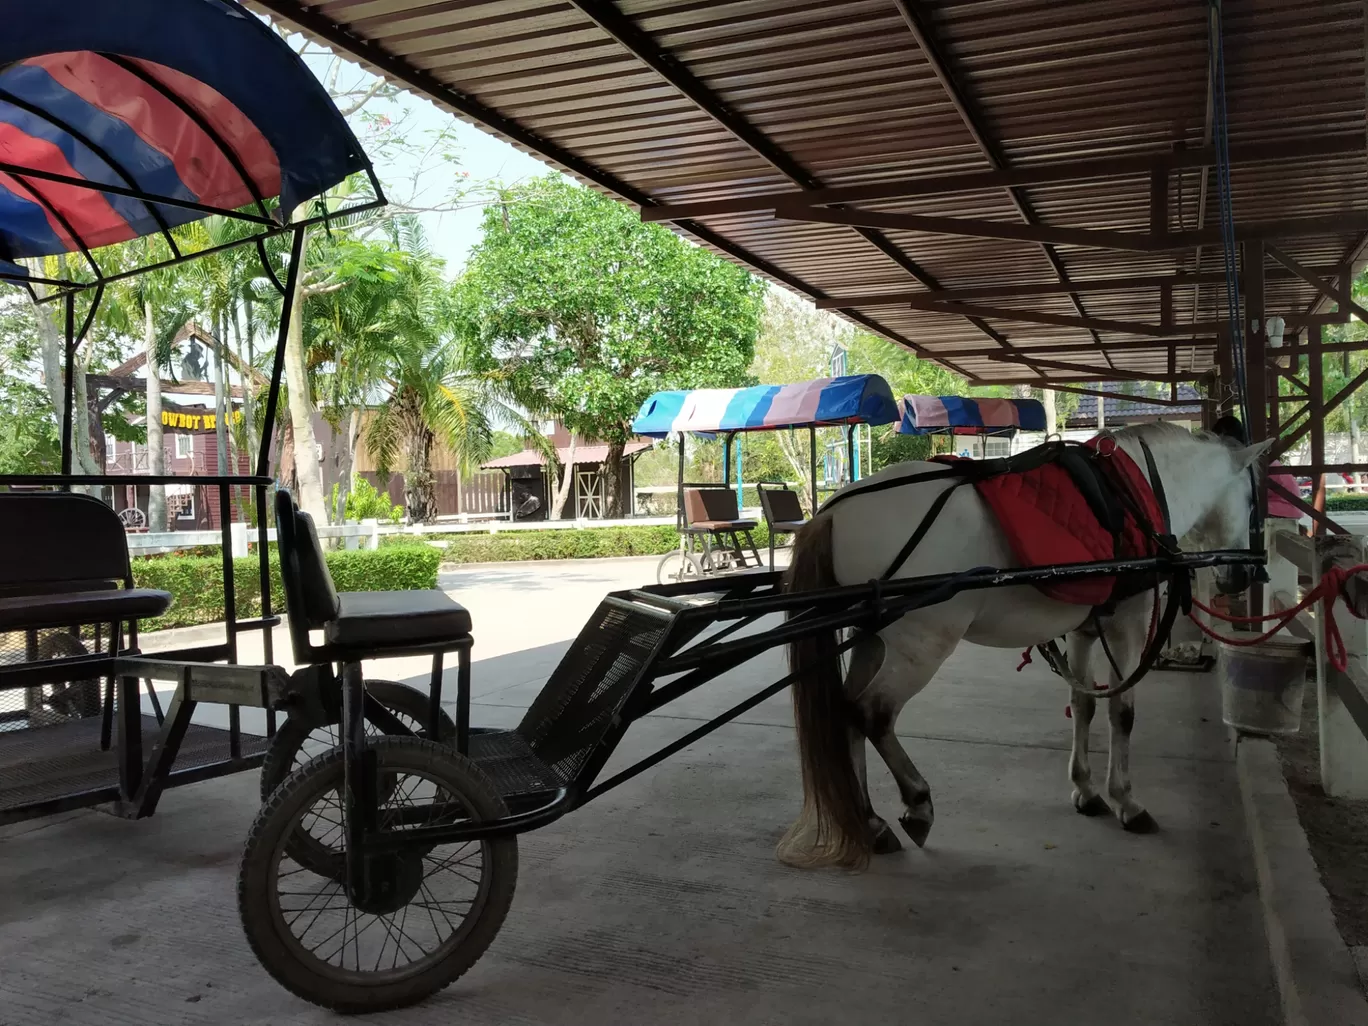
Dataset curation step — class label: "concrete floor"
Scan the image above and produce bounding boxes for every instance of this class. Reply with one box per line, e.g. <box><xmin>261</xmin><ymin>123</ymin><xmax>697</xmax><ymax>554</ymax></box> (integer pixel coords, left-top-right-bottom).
<box><xmin>0</xmin><ymin>557</ymin><xmax>1278</xmax><ymax>1025</ymax></box>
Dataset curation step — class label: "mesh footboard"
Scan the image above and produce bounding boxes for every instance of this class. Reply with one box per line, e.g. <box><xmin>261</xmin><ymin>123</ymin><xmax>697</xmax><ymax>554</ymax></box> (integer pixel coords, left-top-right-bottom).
<box><xmin>516</xmin><ymin>598</ymin><xmax>672</xmax><ymax>782</ymax></box>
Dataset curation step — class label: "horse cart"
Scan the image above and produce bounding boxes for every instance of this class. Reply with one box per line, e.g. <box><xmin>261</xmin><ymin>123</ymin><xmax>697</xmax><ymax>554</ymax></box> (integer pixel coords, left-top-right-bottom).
<box><xmin>633</xmin><ymin>375</ymin><xmax>898</xmax><ymax>582</ymax></box>
<box><xmin>0</xmin><ymin>3</ymin><xmax>1277</xmax><ymax>1018</ymax></box>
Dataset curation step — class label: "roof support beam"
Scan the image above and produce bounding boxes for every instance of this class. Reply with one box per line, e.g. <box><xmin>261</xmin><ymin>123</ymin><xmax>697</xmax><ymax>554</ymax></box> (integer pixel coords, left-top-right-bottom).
<box><xmin>985</xmin><ymin>354</ymin><xmax>1192</xmax><ymax>382</ymax></box>
<box><xmin>558</xmin><ymin>0</ymin><xmax>1023</xmax><ymax>372</ymax></box>
<box><xmin>1266</xmin><ymin>243</ymin><xmax>1368</xmax><ymax>322</ymax></box>
<box><xmin>890</xmin><ymin>0</ymin><xmax>1105</xmax><ymax>357</ymax></box>
<box><xmin>937</xmin><ymin>338</ymin><xmax>1219</xmax><ymax>360</ymax></box>
<box><xmin>973</xmin><ymin>375</ymin><xmax>1205</xmax><ymax>387</ymax></box>
<box><xmin>776</xmin><ymin>206</ymin><xmax>1368</xmax><ymax>253</ymax></box>
<box><xmin>815</xmin><ymin>268</ymin><xmax>1329</xmax><ymax>308</ymax></box>
<box><xmin>904</xmin><ymin>296</ymin><xmax>1212</xmax><ymax>337</ymax></box>
<box><xmin>640</xmin><ymin>136</ymin><xmax>1363</xmax><ymax>223</ymax></box>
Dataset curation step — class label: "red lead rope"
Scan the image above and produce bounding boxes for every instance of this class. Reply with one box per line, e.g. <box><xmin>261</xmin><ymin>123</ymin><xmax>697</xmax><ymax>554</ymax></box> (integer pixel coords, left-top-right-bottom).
<box><xmin>1188</xmin><ymin>562</ymin><xmax>1368</xmax><ymax>673</ymax></box>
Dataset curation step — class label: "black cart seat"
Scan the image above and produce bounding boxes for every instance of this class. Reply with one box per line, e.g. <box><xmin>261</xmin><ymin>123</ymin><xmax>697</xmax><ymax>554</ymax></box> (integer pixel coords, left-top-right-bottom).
<box><xmin>275</xmin><ymin>489</ymin><xmax>471</xmax><ymax>664</ymax></box>
<box><xmin>0</xmin><ymin>492</ymin><xmax>172</xmax><ymax>630</ymax></box>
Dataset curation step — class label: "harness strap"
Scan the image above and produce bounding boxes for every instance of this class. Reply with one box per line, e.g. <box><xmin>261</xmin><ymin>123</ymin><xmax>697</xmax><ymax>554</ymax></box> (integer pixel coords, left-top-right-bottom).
<box><xmin>879</xmin><ymin>480</ymin><xmax>968</xmax><ymax>582</ymax></box>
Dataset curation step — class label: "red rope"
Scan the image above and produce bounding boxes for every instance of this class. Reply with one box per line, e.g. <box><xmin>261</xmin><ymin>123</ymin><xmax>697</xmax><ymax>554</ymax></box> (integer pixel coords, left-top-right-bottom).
<box><xmin>1189</xmin><ymin>562</ymin><xmax>1368</xmax><ymax>673</ymax></box>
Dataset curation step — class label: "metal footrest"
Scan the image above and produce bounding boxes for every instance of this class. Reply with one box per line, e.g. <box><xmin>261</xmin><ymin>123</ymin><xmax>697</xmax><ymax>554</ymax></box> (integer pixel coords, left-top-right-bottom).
<box><xmin>468</xmin><ymin>729</ymin><xmax>564</xmax><ymax>800</ymax></box>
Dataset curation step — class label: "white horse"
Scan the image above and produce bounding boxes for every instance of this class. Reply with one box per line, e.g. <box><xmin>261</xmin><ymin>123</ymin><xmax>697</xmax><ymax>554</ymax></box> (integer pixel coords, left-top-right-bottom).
<box><xmin>777</xmin><ymin>422</ymin><xmax>1270</xmax><ymax>868</ymax></box>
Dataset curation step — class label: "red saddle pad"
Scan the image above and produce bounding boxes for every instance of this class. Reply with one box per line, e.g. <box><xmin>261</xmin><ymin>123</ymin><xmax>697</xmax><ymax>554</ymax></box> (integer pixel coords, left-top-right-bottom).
<box><xmin>956</xmin><ymin>439</ymin><xmax>1165</xmax><ymax>605</ymax></box>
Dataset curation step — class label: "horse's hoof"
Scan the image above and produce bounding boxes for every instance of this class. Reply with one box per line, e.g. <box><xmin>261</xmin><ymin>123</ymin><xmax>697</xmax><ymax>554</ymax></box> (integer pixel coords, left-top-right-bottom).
<box><xmin>1074</xmin><ymin>793</ymin><xmax>1110</xmax><ymax>817</ymax></box>
<box><xmin>900</xmin><ymin>798</ymin><xmax>934</xmax><ymax>848</ymax></box>
<box><xmin>1122</xmin><ymin>809</ymin><xmax>1159</xmax><ymax>833</ymax></box>
<box><xmin>872</xmin><ymin>824</ymin><xmax>903</xmax><ymax>855</ymax></box>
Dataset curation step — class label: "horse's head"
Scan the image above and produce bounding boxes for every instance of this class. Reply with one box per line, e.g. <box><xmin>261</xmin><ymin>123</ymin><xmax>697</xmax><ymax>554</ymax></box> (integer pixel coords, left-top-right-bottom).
<box><xmin>1180</xmin><ymin>432</ymin><xmax>1276</xmax><ymax>595</ymax></box>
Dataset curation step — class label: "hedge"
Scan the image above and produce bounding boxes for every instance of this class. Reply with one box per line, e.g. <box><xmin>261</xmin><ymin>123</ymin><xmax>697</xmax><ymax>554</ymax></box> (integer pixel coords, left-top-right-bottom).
<box><xmin>397</xmin><ymin>521</ymin><xmax>777</xmax><ymax>565</ymax></box>
<box><xmin>1326</xmin><ymin>493</ymin><xmax>1368</xmax><ymax>512</ymax></box>
<box><xmin>131</xmin><ymin>543</ymin><xmax>440</xmax><ymax>631</ymax></box>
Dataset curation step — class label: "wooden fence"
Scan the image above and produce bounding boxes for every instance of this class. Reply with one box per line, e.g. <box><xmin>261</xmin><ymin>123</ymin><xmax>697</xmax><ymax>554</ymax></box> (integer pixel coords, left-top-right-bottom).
<box><xmin>361</xmin><ymin>470</ymin><xmax>508</xmax><ymax>519</ymax></box>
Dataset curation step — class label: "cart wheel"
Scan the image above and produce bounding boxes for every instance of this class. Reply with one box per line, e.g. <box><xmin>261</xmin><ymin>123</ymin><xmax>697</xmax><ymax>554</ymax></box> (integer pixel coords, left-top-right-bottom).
<box><xmin>260</xmin><ymin>680</ymin><xmax>453</xmax><ymax>798</ymax></box>
<box><xmin>25</xmin><ymin>632</ymin><xmax>101</xmax><ymax>727</ymax></box>
<box><xmin>657</xmin><ymin>549</ymin><xmax>702</xmax><ymax>585</ymax></box>
<box><xmin>239</xmin><ymin>737</ymin><xmax>517</xmax><ymax>1014</ymax></box>
<box><xmin>260</xmin><ymin>681</ymin><xmax>456</xmax><ymax>878</ymax></box>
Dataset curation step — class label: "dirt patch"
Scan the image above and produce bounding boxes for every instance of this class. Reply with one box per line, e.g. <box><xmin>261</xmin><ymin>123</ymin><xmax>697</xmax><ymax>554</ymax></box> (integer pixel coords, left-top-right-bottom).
<box><xmin>1275</xmin><ymin>682</ymin><xmax>1368</xmax><ymax>944</ymax></box>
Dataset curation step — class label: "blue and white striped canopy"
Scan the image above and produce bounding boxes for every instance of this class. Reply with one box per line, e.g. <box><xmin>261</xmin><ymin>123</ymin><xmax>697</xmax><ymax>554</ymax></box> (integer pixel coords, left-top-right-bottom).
<box><xmin>898</xmin><ymin>395</ymin><xmax>1047</xmax><ymax>435</ymax></box>
<box><xmin>632</xmin><ymin>375</ymin><xmax>897</xmax><ymax>438</ymax></box>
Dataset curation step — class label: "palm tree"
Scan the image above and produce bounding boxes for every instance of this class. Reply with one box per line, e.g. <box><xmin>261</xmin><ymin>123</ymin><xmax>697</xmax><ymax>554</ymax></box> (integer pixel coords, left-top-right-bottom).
<box><xmin>341</xmin><ymin>224</ymin><xmax>528</xmax><ymax>523</ymax></box>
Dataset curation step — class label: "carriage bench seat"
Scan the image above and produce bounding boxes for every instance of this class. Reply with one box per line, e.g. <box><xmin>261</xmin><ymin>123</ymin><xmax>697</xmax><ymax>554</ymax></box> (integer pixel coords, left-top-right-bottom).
<box><xmin>0</xmin><ymin>588</ymin><xmax>171</xmax><ymax>633</ymax></box>
<box><xmin>325</xmin><ymin>590</ymin><xmax>471</xmax><ymax>648</ymax></box>
<box><xmin>683</xmin><ymin>488</ymin><xmax>756</xmax><ymax>532</ymax></box>
<box><xmin>276</xmin><ymin>488</ymin><xmax>473</xmax><ymax>663</ymax></box>
<box><xmin>0</xmin><ymin>492</ymin><xmax>173</xmax><ymax>633</ymax></box>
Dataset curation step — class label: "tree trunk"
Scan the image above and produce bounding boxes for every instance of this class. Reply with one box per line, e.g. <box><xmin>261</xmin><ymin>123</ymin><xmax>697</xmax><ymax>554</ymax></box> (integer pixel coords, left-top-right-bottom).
<box><xmin>1042</xmin><ymin>388</ymin><xmax>1057</xmax><ymax>437</ymax></box>
<box><xmin>1350</xmin><ymin>402</ymin><xmax>1362</xmax><ymax>492</ymax></box>
<box><xmin>333</xmin><ymin>407</ymin><xmax>362</xmax><ymax>521</ymax></box>
<box><xmin>144</xmin><ymin>298</ymin><xmax>167</xmax><ymax>530</ymax></box>
<box><xmin>71</xmin><ymin>353</ymin><xmax>97</xmax><ymax>476</ymax></box>
<box><xmin>601</xmin><ymin>439</ymin><xmax>625</xmax><ymax>518</ymax></box>
<box><xmin>283</xmin><ymin>232</ymin><xmax>326</xmax><ymax>520</ymax></box>
<box><xmin>213</xmin><ymin>310</ymin><xmax>230</xmax><ymax>481</ymax></box>
<box><xmin>404</xmin><ymin>425</ymin><xmax>437</xmax><ymax>524</ymax></box>
<box><xmin>30</xmin><ymin>282</ymin><xmax>100</xmax><ymax>478</ymax></box>
<box><xmin>775</xmin><ymin>431</ymin><xmax>814</xmax><ymax>513</ymax></box>
<box><xmin>550</xmin><ymin>438</ymin><xmax>576</xmax><ymax>519</ymax></box>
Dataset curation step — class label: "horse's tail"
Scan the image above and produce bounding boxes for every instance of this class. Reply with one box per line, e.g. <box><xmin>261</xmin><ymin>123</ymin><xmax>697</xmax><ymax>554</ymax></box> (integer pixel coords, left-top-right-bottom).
<box><xmin>776</xmin><ymin>514</ymin><xmax>871</xmax><ymax>869</ymax></box>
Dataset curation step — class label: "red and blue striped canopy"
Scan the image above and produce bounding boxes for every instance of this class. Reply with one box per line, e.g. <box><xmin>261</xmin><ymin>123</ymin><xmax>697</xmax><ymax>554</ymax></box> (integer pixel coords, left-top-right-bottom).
<box><xmin>0</xmin><ymin>0</ymin><xmax>371</xmax><ymax>279</ymax></box>
<box><xmin>899</xmin><ymin>395</ymin><xmax>1047</xmax><ymax>436</ymax></box>
<box><xmin>632</xmin><ymin>375</ymin><xmax>898</xmax><ymax>438</ymax></box>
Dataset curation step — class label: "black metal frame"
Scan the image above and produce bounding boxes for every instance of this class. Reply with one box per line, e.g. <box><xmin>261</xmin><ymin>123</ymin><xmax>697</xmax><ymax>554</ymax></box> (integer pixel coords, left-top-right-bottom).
<box><xmin>342</xmin><ymin>546</ymin><xmax>1261</xmax><ymax>854</ymax></box>
<box><xmin>0</xmin><ymin>102</ymin><xmax>388</xmax><ymax>822</ymax></box>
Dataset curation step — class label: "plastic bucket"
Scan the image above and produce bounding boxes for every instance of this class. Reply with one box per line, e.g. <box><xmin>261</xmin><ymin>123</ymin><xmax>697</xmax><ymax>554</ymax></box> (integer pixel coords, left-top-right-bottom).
<box><xmin>1217</xmin><ymin>635</ymin><xmax>1310</xmax><ymax>736</ymax></box>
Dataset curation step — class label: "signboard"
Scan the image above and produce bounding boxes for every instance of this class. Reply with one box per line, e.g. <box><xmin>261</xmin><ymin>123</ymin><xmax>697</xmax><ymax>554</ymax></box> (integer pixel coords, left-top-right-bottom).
<box><xmin>160</xmin><ymin>403</ymin><xmax>243</xmax><ymax>434</ymax></box>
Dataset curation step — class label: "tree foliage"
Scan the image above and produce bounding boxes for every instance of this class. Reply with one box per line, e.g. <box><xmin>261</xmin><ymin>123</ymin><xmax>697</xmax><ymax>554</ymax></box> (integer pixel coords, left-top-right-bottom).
<box><xmin>456</xmin><ymin>175</ymin><xmax>764</xmax><ymax>513</ymax></box>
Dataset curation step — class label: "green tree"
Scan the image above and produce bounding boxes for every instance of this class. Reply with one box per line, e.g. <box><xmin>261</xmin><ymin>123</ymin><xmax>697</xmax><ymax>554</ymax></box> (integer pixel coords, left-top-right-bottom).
<box><xmin>457</xmin><ymin>175</ymin><xmax>764</xmax><ymax>517</ymax></box>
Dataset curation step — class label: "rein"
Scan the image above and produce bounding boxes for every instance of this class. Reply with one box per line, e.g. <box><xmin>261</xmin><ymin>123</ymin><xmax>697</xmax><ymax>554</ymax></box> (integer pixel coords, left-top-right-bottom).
<box><xmin>1189</xmin><ymin>563</ymin><xmax>1368</xmax><ymax>673</ymax></box>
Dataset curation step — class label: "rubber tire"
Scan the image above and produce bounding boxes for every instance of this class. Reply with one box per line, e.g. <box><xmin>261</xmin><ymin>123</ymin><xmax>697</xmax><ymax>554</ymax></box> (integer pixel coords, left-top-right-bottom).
<box><xmin>259</xmin><ymin>680</ymin><xmax>455</xmax><ymax>801</ymax></box>
<box><xmin>656</xmin><ymin>549</ymin><xmax>702</xmax><ymax>585</ymax></box>
<box><xmin>238</xmin><ymin>737</ymin><xmax>517</xmax><ymax>1015</ymax></box>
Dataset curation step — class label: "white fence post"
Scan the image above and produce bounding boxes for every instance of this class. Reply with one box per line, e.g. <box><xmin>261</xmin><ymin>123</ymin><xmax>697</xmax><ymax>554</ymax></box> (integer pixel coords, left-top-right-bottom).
<box><xmin>1315</xmin><ymin>534</ymin><xmax>1368</xmax><ymax>797</ymax></box>
<box><xmin>229</xmin><ymin>521</ymin><xmax>249</xmax><ymax>559</ymax></box>
<box><xmin>344</xmin><ymin>520</ymin><xmax>360</xmax><ymax>551</ymax></box>
<box><xmin>362</xmin><ymin>518</ymin><xmax>379</xmax><ymax>550</ymax></box>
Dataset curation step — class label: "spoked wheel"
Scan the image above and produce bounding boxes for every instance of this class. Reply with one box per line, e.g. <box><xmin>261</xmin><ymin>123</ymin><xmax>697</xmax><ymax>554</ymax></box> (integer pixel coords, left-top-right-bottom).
<box><xmin>260</xmin><ymin>681</ymin><xmax>456</xmax><ymax>878</ymax></box>
<box><xmin>260</xmin><ymin>680</ymin><xmax>453</xmax><ymax>797</ymax></box>
<box><xmin>239</xmin><ymin>737</ymin><xmax>517</xmax><ymax>1014</ymax></box>
<box><xmin>656</xmin><ymin>549</ymin><xmax>703</xmax><ymax>585</ymax></box>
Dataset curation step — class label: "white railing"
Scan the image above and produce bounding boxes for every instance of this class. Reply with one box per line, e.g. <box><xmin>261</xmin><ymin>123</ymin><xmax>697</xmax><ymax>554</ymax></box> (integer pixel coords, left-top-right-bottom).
<box><xmin>126</xmin><ymin>519</ymin><xmax>382</xmax><ymax>557</ymax></box>
<box><xmin>1264</xmin><ymin>520</ymin><xmax>1368</xmax><ymax>798</ymax></box>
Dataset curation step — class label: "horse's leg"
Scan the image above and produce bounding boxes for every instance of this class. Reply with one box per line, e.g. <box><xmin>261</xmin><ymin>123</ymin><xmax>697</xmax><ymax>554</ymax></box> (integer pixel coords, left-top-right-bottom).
<box><xmin>845</xmin><ymin>632</ymin><xmax>901</xmax><ymax>854</ymax></box>
<box><xmin>1107</xmin><ymin>687</ymin><xmax>1157</xmax><ymax>832</ymax></box>
<box><xmin>1066</xmin><ymin>631</ymin><xmax>1109</xmax><ymax>816</ymax></box>
<box><xmin>856</xmin><ymin>618</ymin><xmax>966</xmax><ymax>848</ymax></box>
<box><xmin>1099</xmin><ymin>605</ymin><xmax>1158</xmax><ymax>832</ymax></box>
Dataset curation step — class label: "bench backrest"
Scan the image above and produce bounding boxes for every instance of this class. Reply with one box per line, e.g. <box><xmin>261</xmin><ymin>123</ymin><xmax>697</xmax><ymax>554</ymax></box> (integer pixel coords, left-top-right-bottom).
<box><xmin>683</xmin><ymin>487</ymin><xmax>740</xmax><ymax>525</ymax></box>
<box><xmin>275</xmin><ymin>489</ymin><xmax>341</xmax><ymax>660</ymax></box>
<box><xmin>758</xmin><ymin>486</ymin><xmax>805</xmax><ymax>525</ymax></box>
<box><xmin>0</xmin><ymin>492</ymin><xmax>131</xmax><ymax>596</ymax></box>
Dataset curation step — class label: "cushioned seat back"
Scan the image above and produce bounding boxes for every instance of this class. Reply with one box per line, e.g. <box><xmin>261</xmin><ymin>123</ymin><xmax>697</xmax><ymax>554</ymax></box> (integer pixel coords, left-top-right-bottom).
<box><xmin>759</xmin><ymin>487</ymin><xmax>804</xmax><ymax>525</ymax></box>
<box><xmin>274</xmin><ymin>489</ymin><xmax>341</xmax><ymax>644</ymax></box>
<box><xmin>683</xmin><ymin>487</ymin><xmax>740</xmax><ymax>525</ymax></box>
<box><xmin>0</xmin><ymin>492</ymin><xmax>131</xmax><ymax>597</ymax></box>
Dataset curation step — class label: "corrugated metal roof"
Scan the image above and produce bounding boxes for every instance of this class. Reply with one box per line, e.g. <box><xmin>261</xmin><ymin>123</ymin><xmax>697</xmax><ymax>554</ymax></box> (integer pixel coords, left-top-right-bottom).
<box><xmin>481</xmin><ymin>440</ymin><xmax>652</xmax><ymax>469</ymax></box>
<box><xmin>251</xmin><ymin>0</ymin><xmax>1368</xmax><ymax>385</ymax></box>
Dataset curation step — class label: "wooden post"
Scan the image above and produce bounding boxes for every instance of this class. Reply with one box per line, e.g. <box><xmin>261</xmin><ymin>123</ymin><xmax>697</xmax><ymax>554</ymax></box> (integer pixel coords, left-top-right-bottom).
<box><xmin>1242</xmin><ymin>239</ymin><xmax>1269</xmax><ymax>445</ymax></box>
<box><xmin>1316</xmin><ymin>535</ymin><xmax>1368</xmax><ymax>797</ymax></box>
<box><xmin>1310</xmin><ymin>324</ymin><xmax>1327</xmax><ymax>535</ymax></box>
<box><xmin>1217</xmin><ymin>336</ymin><xmax>1235</xmax><ymax>415</ymax></box>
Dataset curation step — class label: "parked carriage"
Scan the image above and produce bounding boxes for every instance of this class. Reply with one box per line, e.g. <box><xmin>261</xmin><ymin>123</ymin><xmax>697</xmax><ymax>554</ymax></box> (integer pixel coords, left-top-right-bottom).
<box><xmin>0</xmin><ymin>1</ymin><xmax>1282</xmax><ymax>1018</ymax></box>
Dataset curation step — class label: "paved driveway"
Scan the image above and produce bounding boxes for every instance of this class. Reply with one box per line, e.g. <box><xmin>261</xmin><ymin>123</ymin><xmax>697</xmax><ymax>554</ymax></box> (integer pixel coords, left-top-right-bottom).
<box><xmin>0</xmin><ymin>557</ymin><xmax>1277</xmax><ymax>1025</ymax></box>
